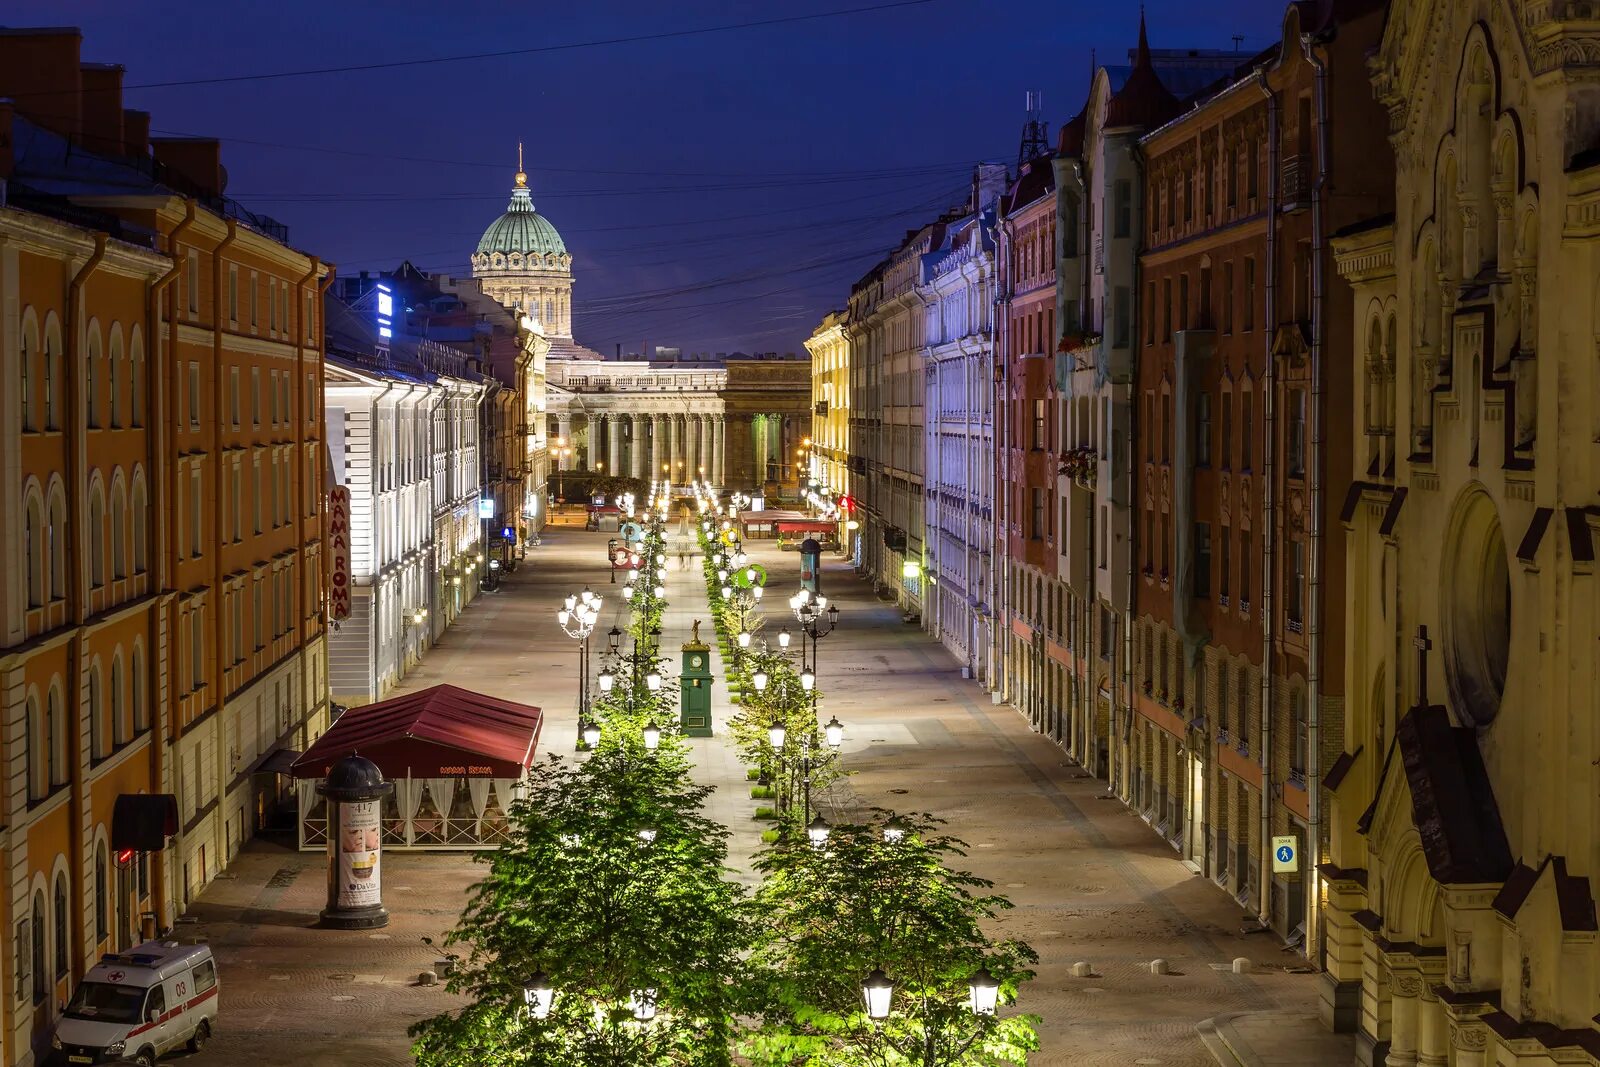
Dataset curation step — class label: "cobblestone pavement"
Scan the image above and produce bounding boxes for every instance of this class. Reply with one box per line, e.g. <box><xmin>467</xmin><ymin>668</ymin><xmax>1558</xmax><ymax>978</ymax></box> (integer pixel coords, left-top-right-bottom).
<box><xmin>174</xmin><ymin>525</ymin><xmax>1330</xmax><ymax>1067</ymax></box>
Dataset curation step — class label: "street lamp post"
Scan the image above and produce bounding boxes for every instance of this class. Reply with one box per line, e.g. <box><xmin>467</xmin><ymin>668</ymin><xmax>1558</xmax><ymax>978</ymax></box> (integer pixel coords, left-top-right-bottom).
<box><xmin>557</xmin><ymin>589</ymin><xmax>603</xmax><ymax>750</ymax></box>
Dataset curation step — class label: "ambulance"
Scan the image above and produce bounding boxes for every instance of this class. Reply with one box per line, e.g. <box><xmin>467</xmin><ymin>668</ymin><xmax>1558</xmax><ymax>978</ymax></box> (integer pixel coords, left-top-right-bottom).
<box><xmin>48</xmin><ymin>940</ymin><xmax>218</xmax><ymax>1066</ymax></box>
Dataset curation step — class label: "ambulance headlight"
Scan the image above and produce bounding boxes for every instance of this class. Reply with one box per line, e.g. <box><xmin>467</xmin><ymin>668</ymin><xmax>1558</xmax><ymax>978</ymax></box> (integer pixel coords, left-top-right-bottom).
<box><xmin>105</xmin><ymin>1040</ymin><xmax>126</xmax><ymax>1055</ymax></box>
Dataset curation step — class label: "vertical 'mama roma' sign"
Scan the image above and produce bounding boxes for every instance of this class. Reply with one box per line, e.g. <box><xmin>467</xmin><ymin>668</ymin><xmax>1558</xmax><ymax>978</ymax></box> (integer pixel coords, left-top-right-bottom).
<box><xmin>329</xmin><ymin>485</ymin><xmax>351</xmax><ymax>620</ymax></box>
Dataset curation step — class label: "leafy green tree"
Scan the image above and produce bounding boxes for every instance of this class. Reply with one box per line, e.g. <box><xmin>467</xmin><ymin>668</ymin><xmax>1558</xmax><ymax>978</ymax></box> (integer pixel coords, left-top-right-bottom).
<box><xmin>742</xmin><ymin>811</ymin><xmax>1040</xmax><ymax>1067</ymax></box>
<box><xmin>410</xmin><ymin>739</ymin><xmax>753</xmax><ymax>1067</ymax></box>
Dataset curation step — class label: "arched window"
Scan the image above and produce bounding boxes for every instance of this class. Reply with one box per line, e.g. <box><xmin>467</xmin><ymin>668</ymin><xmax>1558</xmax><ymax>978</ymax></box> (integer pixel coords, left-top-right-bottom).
<box><xmin>20</xmin><ymin>312</ymin><xmax>37</xmax><ymax>431</ymax></box>
<box><xmin>25</xmin><ymin>491</ymin><xmax>45</xmax><ymax>608</ymax></box>
<box><xmin>95</xmin><ymin>844</ymin><xmax>109</xmax><ymax>943</ymax></box>
<box><xmin>131</xmin><ymin>472</ymin><xmax>148</xmax><ymax>575</ymax></box>
<box><xmin>110</xmin><ymin>476</ymin><xmax>127</xmax><ymax>580</ymax></box>
<box><xmin>54</xmin><ymin>874</ymin><xmax>68</xmax><ymax>979</ymax></box>
<box><xmin>44</xmin><ymin>315</ymin><xmax>62</xmax><ymax>431</ymax></box>
<box><xmin>88</xmin><ymin>481</ymin><xmax>106</xmax><ymax>588</ymax></box>
<box><xmin>130</xmin><ymin>328</ymin><xmax>146</xmax><ymax>427</ymax></box>
<box><xmin>86</xmin><ymin>326</ymin><xmax>101</xmax><ymax>429</ymax></box>
<box><xmin>111</xmin><ymin>653</ymin><xmax>127</xmax><ymax>746</ymax></box>
<box><xmin>108</xmin><ymin>328</ymin><xmax>123</xmax><ymax>428</ymax></box>
<box><xmin>88</xmin><ymin>663</ymin><xmax>105</xmax><ymax>760</ymax></box>
<box><xmin>31</xmin><ymin>890</ymin><xmax>45</xmax><ymax>1004</ymax></box>
<box><xmin>47</xmin><ymin>684</ymin><xmax>66</xmax><ymax>786</ymax></box>
<box><xmin>25</xmin><ymin>696</ymin><xmax>43</xmax><ymax>800</ymax></box>
<box><xmin>48</xmin><ymin>485</ymin><xmax>66</xmax><ymax>600</ymax></box>
<box><xmin>132</xmin><ymin>644</ymin><xmax>148</xmax><ymax>732</ymax></box>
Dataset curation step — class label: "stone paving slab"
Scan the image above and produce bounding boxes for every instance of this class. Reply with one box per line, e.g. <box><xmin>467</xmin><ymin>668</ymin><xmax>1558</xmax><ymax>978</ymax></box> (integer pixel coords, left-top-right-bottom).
<box><xmin>1197</xmin><ymin>1011</ymin><xmax>1354</xmax><ymax>1066</ymax></box>
<box><xmin>164</xmin><ymin>526</ymin><xmax>1338</xmax><ymax>1067</ymax></box>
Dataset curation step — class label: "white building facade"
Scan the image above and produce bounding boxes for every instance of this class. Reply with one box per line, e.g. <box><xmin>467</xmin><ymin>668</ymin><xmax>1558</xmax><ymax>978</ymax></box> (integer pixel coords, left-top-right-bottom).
<box><xmin>323</xmin><ymin>325</ymin><xmax>485</xmax><ymax>706</ymax></box>
<box><xmin>921</xmin><ymin>203</ymin><xmax>999</xmax><ymax>684</ymax></box>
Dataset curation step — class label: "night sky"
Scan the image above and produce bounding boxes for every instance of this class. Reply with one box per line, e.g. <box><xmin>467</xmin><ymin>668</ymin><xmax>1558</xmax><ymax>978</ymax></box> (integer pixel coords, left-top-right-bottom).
<box><xmin>18</xmin><ymin>0</ymin><xmax>1285</xmax><ymax>356</ymax></box>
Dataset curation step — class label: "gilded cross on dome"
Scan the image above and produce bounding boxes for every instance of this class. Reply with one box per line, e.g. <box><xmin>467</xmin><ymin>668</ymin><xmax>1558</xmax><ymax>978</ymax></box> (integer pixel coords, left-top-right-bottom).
<box><xmin>514</xmin><ymin>141</ymin><xmax>527</xmax><ymax>189</ymax></box>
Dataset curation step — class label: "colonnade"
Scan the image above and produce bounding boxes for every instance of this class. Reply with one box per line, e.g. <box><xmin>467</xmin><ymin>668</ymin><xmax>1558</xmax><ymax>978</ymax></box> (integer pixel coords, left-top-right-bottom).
<box><xmin>554</xmin><ymin>411</ymin><xmax>727</xmax><ymax>486</ymax></box>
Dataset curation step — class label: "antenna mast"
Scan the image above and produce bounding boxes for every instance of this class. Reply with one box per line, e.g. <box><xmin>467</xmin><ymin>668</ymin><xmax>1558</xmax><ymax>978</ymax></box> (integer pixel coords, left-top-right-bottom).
<box><xmin>1018</xmin><ymin>89</ymin><xmax>1049</xmax><ymax>168</ymax></box>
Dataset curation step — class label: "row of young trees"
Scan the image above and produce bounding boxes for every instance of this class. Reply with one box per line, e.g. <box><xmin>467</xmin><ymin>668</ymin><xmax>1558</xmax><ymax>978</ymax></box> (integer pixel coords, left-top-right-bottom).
<box><xmin>411</xmin><ymin>493</ymin><xmax>1039</xmax><ymax>1065</ymax></box>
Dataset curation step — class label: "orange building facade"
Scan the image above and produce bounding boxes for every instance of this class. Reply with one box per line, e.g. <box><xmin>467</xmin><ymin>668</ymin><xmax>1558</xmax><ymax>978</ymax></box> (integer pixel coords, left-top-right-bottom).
<box><xmin>0</xmin><ymin>29</ymin><xmax>333</xmax><ymax>1065</ymax></box>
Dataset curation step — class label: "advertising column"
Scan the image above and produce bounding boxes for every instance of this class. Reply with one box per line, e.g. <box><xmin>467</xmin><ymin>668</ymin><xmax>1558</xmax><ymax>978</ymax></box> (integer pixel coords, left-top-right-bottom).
<box><xmin>318</xmin><ymin>754</ymin><xmax>395</xmax><ymax>929</ymax></box>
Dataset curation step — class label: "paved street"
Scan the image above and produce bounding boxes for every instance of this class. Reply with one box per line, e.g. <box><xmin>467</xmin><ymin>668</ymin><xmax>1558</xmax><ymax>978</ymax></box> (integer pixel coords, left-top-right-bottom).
<box><xmin>176</xmin><ymin>525</ymin><xmax>1326</xmax><ymax>1066</ymax></box>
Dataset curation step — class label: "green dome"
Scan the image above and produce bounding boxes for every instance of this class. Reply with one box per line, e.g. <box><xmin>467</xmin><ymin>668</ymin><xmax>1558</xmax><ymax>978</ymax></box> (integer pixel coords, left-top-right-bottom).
<box><xmin>476</xmin><ymin>184</ymin><xmax>567</xmax><ymax>258</ymax></box>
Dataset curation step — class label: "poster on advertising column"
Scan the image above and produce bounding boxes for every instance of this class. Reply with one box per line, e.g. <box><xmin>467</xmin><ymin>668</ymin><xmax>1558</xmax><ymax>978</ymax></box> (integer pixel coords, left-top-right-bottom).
<box><xmin>337</xmin><ymin>800</ymin><xmax>382</xmax><ymax>909</ymax></box>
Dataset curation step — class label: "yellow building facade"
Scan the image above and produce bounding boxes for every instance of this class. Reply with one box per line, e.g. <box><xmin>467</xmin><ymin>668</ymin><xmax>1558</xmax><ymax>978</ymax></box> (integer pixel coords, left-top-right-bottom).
<box><xmin>1</xmin><ymin>29</ymin><xmax>334</xmax><ymax>1064</ymax></box>
<box><xmin>804</xmin><ymin>311</ymin><xmax>851</xmax><ymax>544</ymax></box>
<box><xmin>1324</xmin><ymin>2</ymin><xmax>1600</xmax><ymax>1063</ymax></box>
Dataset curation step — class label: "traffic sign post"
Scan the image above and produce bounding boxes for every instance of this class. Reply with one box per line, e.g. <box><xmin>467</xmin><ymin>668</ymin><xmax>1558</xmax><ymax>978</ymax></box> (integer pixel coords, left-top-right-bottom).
<box><xmin>1271</xmin><ymin>835</ymin><xmax>1299</xmax><ymax>874</ymax></box>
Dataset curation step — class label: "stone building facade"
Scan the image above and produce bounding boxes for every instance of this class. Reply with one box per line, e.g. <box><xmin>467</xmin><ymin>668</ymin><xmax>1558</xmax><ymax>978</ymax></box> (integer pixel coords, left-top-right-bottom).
<box><xmin>805</xmin><ymin>312</ymin><xmax>852</xmax><ymax>549</ymax></box>
<box><xmin>1322</xmin><ymin>1</ymin><xmax>1600</xmax><ymax>1062</ymax></box>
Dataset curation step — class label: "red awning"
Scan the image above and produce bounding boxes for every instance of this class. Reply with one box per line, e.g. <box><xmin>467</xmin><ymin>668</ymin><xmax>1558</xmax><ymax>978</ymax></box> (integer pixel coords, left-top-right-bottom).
<box><xmin>290</xmin><ymin>684</ymin><xmax>542</xmax><ymax>780</ymax></box>
<box><xmin>775</xmin><ymin>521</ymin><xmax>836</xmax><ymax>533</ymax></box>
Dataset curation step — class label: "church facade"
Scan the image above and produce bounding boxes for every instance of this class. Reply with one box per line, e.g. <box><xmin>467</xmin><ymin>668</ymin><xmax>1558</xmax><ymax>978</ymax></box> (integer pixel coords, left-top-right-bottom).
<box><xmin>1323</xmin><ymin>2</ymin><xmax>1600</xmax><ymax>1064</ymax></box>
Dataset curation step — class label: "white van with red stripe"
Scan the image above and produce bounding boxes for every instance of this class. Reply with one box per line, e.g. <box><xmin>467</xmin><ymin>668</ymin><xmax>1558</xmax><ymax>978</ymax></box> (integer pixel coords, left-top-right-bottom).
<box><xmin>48</xmin><ymin>941</ymin><xmax>218</xmax><ymax>1066</ymax></box>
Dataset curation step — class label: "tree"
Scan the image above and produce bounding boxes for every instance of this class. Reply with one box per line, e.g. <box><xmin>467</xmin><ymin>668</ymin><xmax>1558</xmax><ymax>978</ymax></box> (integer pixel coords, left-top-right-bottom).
<box><xmin>742</xmin><ymin>811</ymin><xmax>1040</xmax><ymax>1067</ymax></box>
<box><xmin>411</xmin><ymin>739</ymin><xmax>753</xmax><ymax>1067</ymax></box>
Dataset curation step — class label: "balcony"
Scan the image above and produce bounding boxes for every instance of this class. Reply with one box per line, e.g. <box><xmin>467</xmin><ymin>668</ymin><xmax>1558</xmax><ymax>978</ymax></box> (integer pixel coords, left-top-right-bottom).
<box><xmin>1281</xmin><ymin>154</ymin><xmax>1311</xmax><ymax>212</ymax></box>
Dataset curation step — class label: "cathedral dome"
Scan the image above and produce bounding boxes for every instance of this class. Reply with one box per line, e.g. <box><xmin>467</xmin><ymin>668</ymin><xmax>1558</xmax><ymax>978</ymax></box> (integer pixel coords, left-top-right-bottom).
<box><xmin>476</xmin><ymin>170</ymin><xmax>567</xmax><ymax>259</ymax></box>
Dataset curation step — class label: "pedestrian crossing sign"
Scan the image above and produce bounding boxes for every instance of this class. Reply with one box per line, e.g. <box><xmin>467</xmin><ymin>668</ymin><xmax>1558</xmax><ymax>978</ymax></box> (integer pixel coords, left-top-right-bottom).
<box><xmin>1271</xmin><ymin>835</ymin><xmax>1299</xmax><ymax>874</ymax></box>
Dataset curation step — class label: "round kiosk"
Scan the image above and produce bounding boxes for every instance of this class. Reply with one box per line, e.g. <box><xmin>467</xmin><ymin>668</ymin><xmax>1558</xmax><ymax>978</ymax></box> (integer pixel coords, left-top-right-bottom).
<box><xmin>318</xmin><ymin>754</ymin><xmax>395</xmax><ymax>929</ymax></box>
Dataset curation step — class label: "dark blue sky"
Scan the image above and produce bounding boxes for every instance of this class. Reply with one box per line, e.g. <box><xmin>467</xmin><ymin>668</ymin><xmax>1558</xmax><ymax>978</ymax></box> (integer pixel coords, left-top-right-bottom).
<box><xmin>24</xmin><ymin>0</ymin><xmax>1285</xmax><ymax>355</ymax></box>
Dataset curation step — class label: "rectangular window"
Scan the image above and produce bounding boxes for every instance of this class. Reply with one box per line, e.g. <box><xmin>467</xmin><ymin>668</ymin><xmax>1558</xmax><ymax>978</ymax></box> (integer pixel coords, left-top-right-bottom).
<box><xmin>229</xmin><ymin>367</ymin><xmax>240</xmax><ymax>428</ymax></box>
<box><xmin>190</xmin><ymin>606</ymin><xmax>204</xmax><ymax>690</ymax></box>
<box><xmin>231</xmin><ymin>465</ymin><xmax>242</xmax><ymax>543</ymax></box>
<box><xmin>1222</xmin><ymin>261</ymin><xmax>1234</xmax><ymax>334</ymax></box>
<box><xmin>1113</xmin><ymin>286</ymin><xmax>1130</xmax><ymax>349</ymax></box>
<box><xmin>1144</xmin><ymin>511</ymin><xmax>1155</xmax><ymax>571</ymax></box>
<box><xmin>1242</xmin><ymin>391</ymin><xmax>1254</xmax><ymax>469</ymax></box>
<box><xmin>1221</xmin><ymin>393</ymin><xmax>1233</xmax><ymax>468</ymax></box>
<box><xmin>249</xmin><ymin>271</ymin><xmax>258</xmax><ymax>327</ymax></box>
<box><xmin>268</xmin><ymin>282</ymin><xmax>277</xmax><ymax>333</ymax></box>
<box><xmin>1144</xmin><ymin>281</ymin><xmax>1156</xmax><ymax>345</ymax></box>
<box><xmin>253</xmin><ymin>456</ymin><xmax>262</xmax><ymax>535</ymax></box>
<box><xmin>1243</xmin><ymin>257</ymin><xmax>1256</xmax><ymax>331</ymax></box>
<box><xmin>189</xmin><ymin>469</ymin><xmax>202</xmax><ymax>558</ymax></box>
<box><xmin>1031</xmin><ymin>489</ymin><xmax>1046</xmax><ymax>540</ymax></box>
<box><xmin>1288</xmin><ymin>540</ymin><xmax>1305</xmax><ymax>631</ymax></box>
<box><xmin>1292</xmin><ymin>691</ymin><xmax>1308</xmax><ymax>776</ymax></box>
<box><xmin>253</xmin><ymin>582</ymin><xmax>263</xmax><ymax>651</ymax></box>
<box><xmin>188</xmin><ymin>363</ymin><xmax>200</xmax><ymax>429</ymax></box>
<box><xmin>304</xmin><ymin>291</ymin><xmax>314</xmax><ymax>342</ymax></box>
<box><xmin>1162</xmin><ymin>278</ymin><xmax>1172</xmax><ymax>341</ymax></box>
<box><xmin>1288</xmin><ymin>388</ymin><xmax>1307</xmax><ymax>477</ymax></box>
<box><xmin>1197</xmin><ymin>392</ymin><xmax>1212</xmax><ymax>466</ymax></box>
<box><xmin>1194</xmin><ymin>522</ymin><xmax>1211</xmax><ymax>598</ymax></box>
<box><xmin>1114</xmin><ymin>179</ymin><xmax>1131</xmax><ymax>238</ymax></box>
<box><xmin>1099</xmin><ymin>505</ymin><xmax>1108</xmax><ymax>568</ymax></box>
<box><xmin>227</xmin><ymin>266</ymin><xmax>238</xmax><ymax>323</ymax></box>
<box><xmin>1240</xmin><ymin>531</ymin><xmax>1252</xmax><ymax>608</ymax></box>
<box><xmin>186</xmin><ymin>250</ymin><xmax>199</xmax><ymax>316</ymax></box>
<box><xmin>1296</xmin><ymin>240</ymin><xmax>1313</xmax><ymax>322</ymax></box>
<box><xmin>1162</xmin><ymin>394</ymin><xmax>1172</xmax><ymax>463</ymax></box>
<box><xmin>1184</xmin><ymin>170</ymin><xmax>1194</xmax><ymax>224</ymax></box>
<box><xmin>1144</xmin><ymin>395</ymin><xmax>1154</xmax><ymax>461</ymax></box>
<box><xmin>1220</xmin><ymin>528</ymin><xmax>1231</xmax><ymax>601</ymax></box>
<box><xmin>1199</xmin><ymin>266</ymin><xmax>1211</xmax><ymax>330</ymax></box>
<box><xmin>1032</xmin><ymin>399</ymin><xmax>1046</xmax><ymax>450</ymax></box>
<box><xmin>1247</xmin><ymin>138</ymin><xmax>1259</xmax><ymax>200</ymax></box>
<box><xmin>1161</xmin><ymin>514</ymin><xmax>1170</xmax><ymax>576</ymax></box>
<box><xmin>1226</xmin><ymin>144</ymin><xmax>1238</xmax><ymax>207</ymax></box>
<box><xmin>251</xmin><ymin>367</ymin><xmax>261</xmax><ymax>427</ymax></box>
<box><xmin>1178</xmin><ymin>273</ymin><xmax>1190</xmax><ymax>332</ymax></box>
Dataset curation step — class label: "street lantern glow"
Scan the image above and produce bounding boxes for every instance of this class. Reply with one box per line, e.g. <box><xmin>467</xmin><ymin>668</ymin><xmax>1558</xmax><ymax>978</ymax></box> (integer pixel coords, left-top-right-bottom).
<box><xmin>622</xmin><ymin>585</ymin><xmax>635</xmax><ymax>601</ymax></box>
<box><xmin>863</xmin><ymin>968</ymin><xmax>894</xmax><ymax>1020</ymax></box>
<box><xmin>581</xmin><ymin>720</ymin><xmax>601</xmax><ymax>748</ymax></box>
<box><xmin>721</xmin><ymin>584</ymin><xmax>732</xmax><ymax>599</ymax></box>
<box><xmin>598</xmin><ymin>669</ymin><xmax>615</xmax><ymax>693</ymax></box>
<box><xmin>557</xmin><ymin>609</ymin><xmax>570</xmax><ymax>627</ymax></box>
<box><xmin>778</xmin><ymin>628</ymin><xmax>792</xmax><ymax>648</ymax></box>
<box><xmin>751</xmin><ymin>669</ymin><xmax>768</xmax><ymax>691</ymax></box>
<box><xmin>800</xmin><ymin>669</ymin><xmax>815</xmax><ymax>691</ymax></box>
<box><xmin>737</xmin><ymin>631</ymin><xmax>752</xmax><ymax>649</ymax></box>
<box><xmin>564</xmin><ymin>594</ymin><xmax>577</xmax><ymax>611</ymax></box>
<box><xmin>824</xmin><ymin>716</ymin><xmax>844</xmax><ymax>748</ymax></box>
<box><xmin>751</xmin><ymin>585</ymin><xmax>764</xmax><ymax>601</ymax></box>
<box><xmin>523</xmin><ymin>971</ymin><xmax>555</xmax><ymax>1019</ymax></box>
<box><xmin>883</xmin><ymin>817</ymin><xmax>908</xmax><ymax>843</ymax></box>
<box><xmin>642</xmin><ymin>720</ymin><xmax>661</xmax><ymax>750</ymax></box>
<box><xmin>637</xmin><ymin>829</ymin><xmax>657</xmax><ymax>846</ymax></box>
<box><xmin>653</xmin><ymin>584</ymin><xmax>666</xmax><ymax>598</ymax></box>
<box><xmin>807</xmin><ymin>814</ymin><xmax>831</xmax><ymax>849</ymax></box>
<box><xmin>768</xmin><ymin>722</ymin><xmax>786</xmax><ymax>749</ymax></box>
<box><xmin>646</xmin><ymin>670</ymin><xmax>662</xmax><ymax>691</ymax></box>
<box><xmin>968</xmin><ymin>966</ymin><xmax>1000</xmax><ymax>1016</ymax></box>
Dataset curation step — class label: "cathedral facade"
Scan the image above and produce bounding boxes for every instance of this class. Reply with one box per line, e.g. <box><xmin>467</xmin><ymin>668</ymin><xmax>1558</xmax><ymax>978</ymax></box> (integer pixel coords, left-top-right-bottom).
<box><xmin>1323</xmin><ymin>2</ymin><xmax>1600</xmax><ymax>1063</ymax></box>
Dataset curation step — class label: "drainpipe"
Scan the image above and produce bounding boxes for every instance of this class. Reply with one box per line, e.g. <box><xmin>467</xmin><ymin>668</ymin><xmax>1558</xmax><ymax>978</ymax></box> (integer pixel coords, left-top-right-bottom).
<box><xmin>149</xmin><ymin>201</ymin><xmax>195</xmax><ymax>930</ymax></box>
<box><xmin>1302</xmin><ymin>32</ymin><xmax>1332</xmax><ymax>961</ymax></box>
<box><xmin>66</xmin><ymin>232</ymin><xmax>107</xmax><ymax>970</ymax></box>
<box><xmin>1123</xmin><ymin>138</ymin><xmax>1148</xmax><ymax>803</ymax></box>
<box><xmin>369</xmin><ymin>379</ymin><xmax>397</xmax><ymax>697</ymax></box>
<box><xmin>1256</xmin><ymin>68</ymin><xmax>1280</xmax><ymax>929</ymax></box>
<box><xmin>292</xmin><ymin>256</ymin><xmax>325</xmax><ymax>741</ymax></box>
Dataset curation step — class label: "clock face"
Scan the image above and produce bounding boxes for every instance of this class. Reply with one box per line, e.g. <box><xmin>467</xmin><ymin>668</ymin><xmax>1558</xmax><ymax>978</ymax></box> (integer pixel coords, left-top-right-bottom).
<box><xmin>690</xmin><ymin>655</ymin><xmax>704</xmax><ymax>669</ymax></box>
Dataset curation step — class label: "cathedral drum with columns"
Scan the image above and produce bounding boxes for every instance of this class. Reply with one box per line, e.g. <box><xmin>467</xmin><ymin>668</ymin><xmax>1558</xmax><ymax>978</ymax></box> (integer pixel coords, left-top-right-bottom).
<box><xmin>1322</xmin><ymin>2</ymin><xmax>1600</xmax><ymax>1065</ymax></box>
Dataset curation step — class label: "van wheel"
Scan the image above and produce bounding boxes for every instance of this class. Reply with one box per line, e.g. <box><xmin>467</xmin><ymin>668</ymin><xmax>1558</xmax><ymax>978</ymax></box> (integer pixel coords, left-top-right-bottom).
<box><xmin>188</xmin><ymin>1019</ymin><xmax>211</xmax><ymax>1052</ymax></box>
<box><xmin>133</xmin><ymin>1050</ymin><xmax>156</xmax><ymax>1067</ymax></box>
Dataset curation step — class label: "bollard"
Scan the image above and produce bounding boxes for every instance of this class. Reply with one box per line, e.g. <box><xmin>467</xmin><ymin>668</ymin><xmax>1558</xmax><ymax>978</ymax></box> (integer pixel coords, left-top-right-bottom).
<box><xmin>1071</xmin><ymin>961</ymin><xmax>1093</xmax><ymax>977</ymax></box>
<box><xmin>418</xmin><ymin>971</ymin><xmax>438</xmax><ymax>986</ymax></box>
<box><xmin>1150</xmin><ymin>959</ymin><xmax>1170</xmax><ymax>975</ymax></box>
<box><xmin>1232</xmin><ymin>957</ymin><xmax>1252</xmax><ymax>974</ymax></box>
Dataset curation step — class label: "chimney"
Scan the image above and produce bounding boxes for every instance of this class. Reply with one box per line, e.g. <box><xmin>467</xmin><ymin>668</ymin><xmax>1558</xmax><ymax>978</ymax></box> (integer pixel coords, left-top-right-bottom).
<box><xmin>0</xmin><ymin>28</ymin><xmax>84</xmax><ymax>141</ymax></box>
<box><xmin>150</xmin><ymin>137</ymin><xmax>224</xmax><ymax>199</ymax></box>
<box><xmin>0</xmin><ymin>101</ymin><xmax>15</xmax><ymax>180</ymax></box>
<box><xmin>121</xmin><ymin>108</ymin><xmax>150</xmax><ymax>157</ymax></box>
<box><xmin>78</xmin><ymin>62</ymin><xmax>123</xmax><ymax>157</ymax></box>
